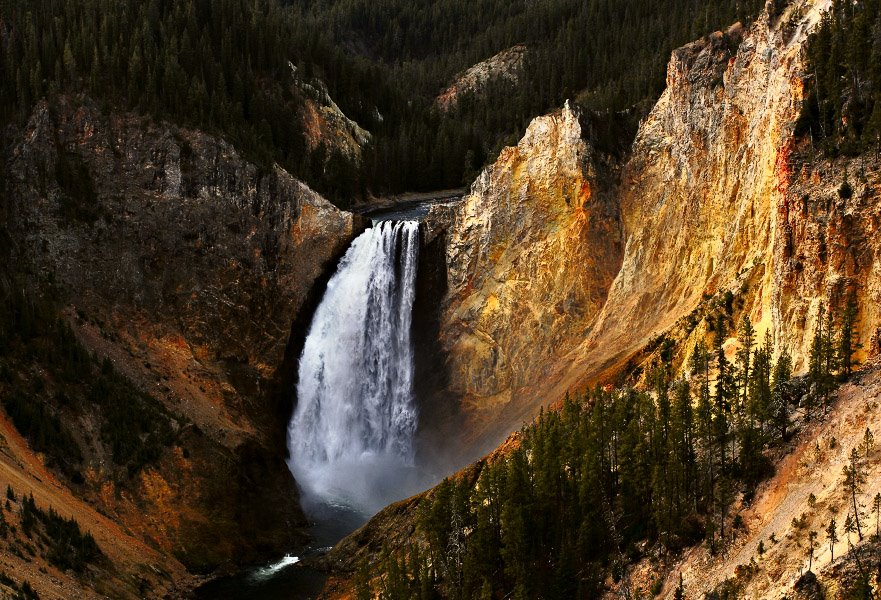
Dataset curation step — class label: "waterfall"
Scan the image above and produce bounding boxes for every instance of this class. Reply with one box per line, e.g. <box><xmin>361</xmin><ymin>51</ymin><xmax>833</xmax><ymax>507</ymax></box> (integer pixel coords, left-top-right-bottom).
<box><xmin>288</xmin><ymin>220</ymin><xmax>422</xmax><ymax>515</ymax></box>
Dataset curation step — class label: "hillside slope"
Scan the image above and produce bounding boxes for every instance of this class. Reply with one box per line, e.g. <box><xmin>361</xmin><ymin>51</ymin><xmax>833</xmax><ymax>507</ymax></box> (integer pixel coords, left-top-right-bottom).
<box><xmin>0</xmin><ymin>97</ymin><xmax>363</xmax><ymax>596</ymax></box>
<box><xmin>0</xmin><ymin>409</ymin><xmax>190</xmax><ymax>599</ymax></box>
<box><xmin>620</xmin><ymin>359</ymin><xmax>881</xmax><ymax>598</ymax></box>
<box><xmin>318</xmin><ymin>361</ymin><xmax>881</xmax><ymax>599</ymax></box>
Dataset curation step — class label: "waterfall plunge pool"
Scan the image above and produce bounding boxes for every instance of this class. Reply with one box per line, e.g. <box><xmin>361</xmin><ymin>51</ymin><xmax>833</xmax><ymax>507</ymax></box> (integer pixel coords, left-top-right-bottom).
<box><xmin>192</xmin><ymin>501</ymin><xmax>364</xmax><ymax>600</ymax></box>
<box><xmin>197</xmin><ymin>219</ymin><xmax>441</xmax><ymax>598</ymax></box>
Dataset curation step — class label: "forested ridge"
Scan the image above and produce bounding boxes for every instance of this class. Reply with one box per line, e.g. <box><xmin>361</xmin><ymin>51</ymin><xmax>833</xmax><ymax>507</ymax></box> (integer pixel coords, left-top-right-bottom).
<box><xmin>1</xmin><ymin>0</ymin><xmax>764</xmax><ymax>203</ymax></box>
<box><xmin>357</xmin><ymin>297</ymin><xmax>864</xmax><ymax>599</ymax></box>
<box><xmin>797</xmin><ymin>0</ymin><xmax>881</xmax><ymax>155</ymax></box>
<box><xmin>326</xmin><ymin>0</ymin><xmax>764</xmax><ymax>193</ymax></box>
<box><xmin>0</xmin><ymin>0</ymin><xmax>395</xmax><ymax>205</ymax></box>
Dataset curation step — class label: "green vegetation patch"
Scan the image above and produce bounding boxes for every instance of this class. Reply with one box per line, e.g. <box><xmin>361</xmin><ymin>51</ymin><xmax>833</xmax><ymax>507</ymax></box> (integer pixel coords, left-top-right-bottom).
<box><xmin>18</xmin><ymin>492</ymin><xmax>103</xmax><ymax>573</ymax></box>
<box><xmin>358</xmin><ymin>295</ymin><xmax>863</xmax><ymax>599</ymax></box>
<box><xmin>797</xmin><ymin>0</ymin><xmax>881</xmax><ymax>155</ymax></box>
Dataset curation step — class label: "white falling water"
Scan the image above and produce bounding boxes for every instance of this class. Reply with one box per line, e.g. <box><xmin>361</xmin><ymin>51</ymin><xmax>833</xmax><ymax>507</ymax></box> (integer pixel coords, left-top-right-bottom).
<box><xmin>288</xmin><ymin>220</ymin><xmax>422</xmax><ymax>515</ymax></box>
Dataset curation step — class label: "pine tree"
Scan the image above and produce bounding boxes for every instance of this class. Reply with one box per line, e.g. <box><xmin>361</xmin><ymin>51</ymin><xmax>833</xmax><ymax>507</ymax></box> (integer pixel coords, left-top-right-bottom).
<box><xmin>749</xmin><ymin>331</ymin><xmax>773</xmax><ymax>436</ymax></box>
<box><xmin>355</xmin><ymin>559</ymin><xmax>373</xmax><ymax>600</ymax></box>
<box><xmin>844</xmin><ymin>513</ymin><xmax>856</xmax><ymax>549</ymax></box>
<box><xmin>843</xmin><ymin>448</ymin><xmax>865</xmax><ymax>541</ymax></box>
<box><xmin>826</xmin><ymin>518</ymin><xmax>838</xmax><ymax>562</ymax></box>
<box><xmin>838</xmin><ymin>292</ymin><xmax>860</xmax><ymax>378</ymax></box>
<box><xmin>771</xmin><ymin>348</ymin><xmax>793</xmax><ymax>441</ymax></box>
<box><xmin>736</xmin><ymin>316</ymin><xmax>756</xmax><ymax>421</ymax></box>
<box><xmin>714</xmin><ymin>315</ymin><xmax>733</xmax><ymax>474</ymax></box>
<box><xmin>862</xmin><ymin>427</ymin><xmax>874</xmax><ymax>460</ymax></box>
<box><xmin>873</xmin><ymin>492</ymin><xmax>881</xmax><ymax>538</ymax></box>
<box><xmin>673</xmin><ymin>573</ymin><xmax>685</xmax><ymax>600</ymax></box>
<box><xmin>807</xmin><ymin>530</ymin><xmax>818</xmax><ymax>571</ymax></box>
<box><xmin>808</xmin><ymin>304</ymin><xmax>837</xmax><ymax>412</ymax></box>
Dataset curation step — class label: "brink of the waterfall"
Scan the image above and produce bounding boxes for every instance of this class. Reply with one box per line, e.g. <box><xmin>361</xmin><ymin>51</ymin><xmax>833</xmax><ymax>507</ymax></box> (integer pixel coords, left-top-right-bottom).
<box><xmin>288</xmin><ymin>220</ymin><xmax>426</xmax><ymax>515</ymax></box>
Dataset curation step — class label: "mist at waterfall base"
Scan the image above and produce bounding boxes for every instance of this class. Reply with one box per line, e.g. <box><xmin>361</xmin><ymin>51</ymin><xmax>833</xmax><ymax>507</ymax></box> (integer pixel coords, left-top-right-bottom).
<box><xmin>288</xmin><ymin>219</ymin><xmax>435</xmax><ymax>518</ymax></box>
<box><xmin>196</xmin><ymin>220</ymin><xmax>436</xmax><ymax>599</ymax></box>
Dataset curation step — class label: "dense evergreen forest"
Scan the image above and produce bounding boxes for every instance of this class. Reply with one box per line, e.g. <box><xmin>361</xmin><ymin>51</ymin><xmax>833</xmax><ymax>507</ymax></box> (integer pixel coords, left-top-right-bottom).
<box><xmin>357</xmin><ymin>298</ymin><xmax>863</xmax><ymax>599</ymax></box>
<box><xmin>305</xmin><ymin>0</ymin><xmax>764</xmax><ymax>192</ymax></box>
<box><xmin>1</xmin><ymin>0</ymin><xmax>763</xmax><ymax>204</ymax></box>
<box><xmin>797</xmin><ymin>0</ymin><xmax>881</xmax><ymax>155</ymax></box>
<box><xmin>0</xmin><ymin>0</ymin><xmax>395</xmax><ymax>205</ymax></box>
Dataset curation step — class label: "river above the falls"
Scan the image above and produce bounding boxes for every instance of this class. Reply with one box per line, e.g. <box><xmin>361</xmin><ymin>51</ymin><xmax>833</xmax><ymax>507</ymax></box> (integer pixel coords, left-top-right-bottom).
<box><xmin>357</xmin><ymin>187</ymin><xmax>465</xmax><ymax>222</ymax></box>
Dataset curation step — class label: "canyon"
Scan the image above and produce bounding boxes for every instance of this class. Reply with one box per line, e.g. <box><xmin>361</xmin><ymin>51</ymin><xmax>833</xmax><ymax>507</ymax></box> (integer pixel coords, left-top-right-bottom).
<box><xmin>321</xmin><ymin>0</ymin><xmax>881</xmax><ymax>596</ymax></box>
<box><xmin>1</xmin><ymin>0</ymin><xmax>880</xmax><ymax>597</ymax></box>
<box><xmin>423</xmin><ymin>0</ymin><xmax>881</xmax><ymax>460</ymax></box>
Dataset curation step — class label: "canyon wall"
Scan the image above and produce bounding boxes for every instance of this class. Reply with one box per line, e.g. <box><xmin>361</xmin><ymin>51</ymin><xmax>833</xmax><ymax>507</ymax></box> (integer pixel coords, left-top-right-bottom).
<box><xmin>565</xmin><ymin>0</ymin><xmax>881</xmax><ymax>384</ymax></box>
<box><xmin>436</xmin><ymin>0</ymin><xmax>881</xmax><ymax>453</ymax></box>
<box><xmin>1</xmin><ymin>96</ymin><xmax>363</xmax><ymax>586</ymax></box>
<box><xmin>435</xmin><ymin>102</ymin><xmax>623</xmax><ymax>449</ymax></box>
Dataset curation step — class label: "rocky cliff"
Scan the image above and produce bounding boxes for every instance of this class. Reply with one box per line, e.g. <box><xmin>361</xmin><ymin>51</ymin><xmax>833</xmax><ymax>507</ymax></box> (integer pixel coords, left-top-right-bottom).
<box><xmin>432</xmin><ymin>0</ymin><xmax>881</xmax><ymax>455</ymax></box>
<box><xmin>565</xmin><ymin>0</ymin><xmax>881</xmax><ymax>385</ymax></box>
<box><xmin>564</xmin><ymin>0</ymin><xmax>831</xmax><ymax>381</ymax></box>
<box><xmin>436</xmin><ymin>45</ymin><xmax>528</xmax><ymax>112</ymax></box>
<box><xmin>294</xmin><ymin>67</ymin><xmax>372</xmax><ymax>164</ymax></box>
<box><xmin>433</xmin><ymin>101</ymin><xmax>622</xmax><ymax>451</ymax></box>
<box><xmin>0</xmin><ymin>96</ymin><xmax>363</xmax><ymax>595</ymax></box>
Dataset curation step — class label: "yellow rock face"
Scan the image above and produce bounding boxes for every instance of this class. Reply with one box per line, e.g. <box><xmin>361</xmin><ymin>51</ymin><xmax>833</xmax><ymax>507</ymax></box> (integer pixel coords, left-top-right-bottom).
<box><xmin>568</xmin><ymin>0</ymin><xmax>868</xmax><ymax>385</ymax></box>
<box><xmin>439</xmin><ymin>0</ymin><xmax>881</xmax><ymax>452</ymax></box>
<box><xmin>441</xmin><ymin>101</ymin><xmax>623</xmax><ymax>443</ymax></box>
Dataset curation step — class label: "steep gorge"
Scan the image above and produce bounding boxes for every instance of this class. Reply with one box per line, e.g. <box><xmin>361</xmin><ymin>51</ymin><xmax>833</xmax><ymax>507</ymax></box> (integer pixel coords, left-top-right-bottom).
<box><xmin>321</xmin><ymin>0</ymin><xmax>881</xmax><ymax>594</ymax></box>
<box><xmin>0</xmin><ymin>96</ymin><xmax>364</xmax><ymax>595</ymax></box>
<box><xmin>2</xmin><ymin>0</ymin><xmax>881</xmax><ymax>596</ymax></box>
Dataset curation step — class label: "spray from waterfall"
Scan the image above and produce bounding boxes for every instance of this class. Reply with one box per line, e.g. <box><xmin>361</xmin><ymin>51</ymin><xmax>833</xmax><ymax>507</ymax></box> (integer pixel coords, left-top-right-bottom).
<box><xmin>288</xmin><ymin>220</ymin><xmax>426</xmax><ymax>515</ymax></box>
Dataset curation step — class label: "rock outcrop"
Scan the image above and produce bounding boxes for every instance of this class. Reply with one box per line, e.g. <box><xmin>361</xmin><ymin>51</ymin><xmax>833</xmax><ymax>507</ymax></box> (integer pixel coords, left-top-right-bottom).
<box><xmin>562</xmin><ymin>0</ymin><xmax>881</xmax><ymax>385</ymax></box>
<box><xmin>293</xmin><ymin>66</ymin><xmax>372</xmax><ymax>164</ymax></box>
<box><xmin>1</xmin><ymin>96</ymin><xmax>363</xmax><ymax>587</ymax></box>
<box><xmin>565</xmin><ymin>1</ymin><xmax>825</xmax><ymax>382</ymax></box>
<box><xmin>436</xmin><ymin>45</ymin><xmax>528</xmax><ymax>112</ymax></box>
<box><xmin>436</xmin><ymin>101</ymin><xmax>623</xmax><ymax>450</ymax></box>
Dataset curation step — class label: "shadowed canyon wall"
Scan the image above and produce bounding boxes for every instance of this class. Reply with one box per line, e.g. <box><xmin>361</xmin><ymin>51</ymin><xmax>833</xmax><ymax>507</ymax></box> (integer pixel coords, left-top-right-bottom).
<box><xmin>1</xmin><ymin>97</ymin><xmax>363</xmax><ymax>578</ymax></box>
